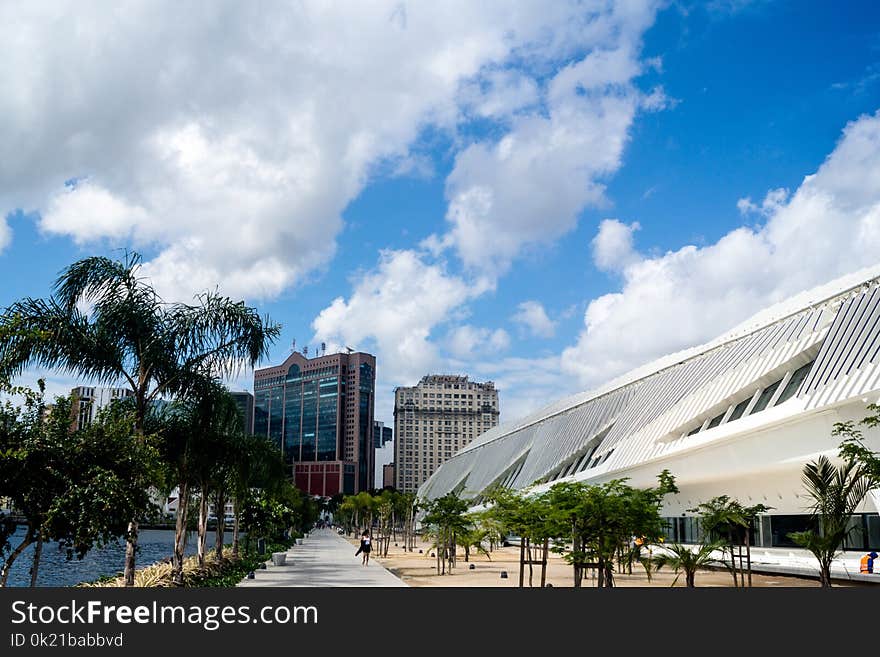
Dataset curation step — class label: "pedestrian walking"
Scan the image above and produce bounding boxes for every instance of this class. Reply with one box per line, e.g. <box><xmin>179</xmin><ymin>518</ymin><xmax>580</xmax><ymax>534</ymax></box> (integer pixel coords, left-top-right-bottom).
<box><xmin>355</xmin><ymin>530</ymin><xmax>372</xmax><ymax>566</ymax></box>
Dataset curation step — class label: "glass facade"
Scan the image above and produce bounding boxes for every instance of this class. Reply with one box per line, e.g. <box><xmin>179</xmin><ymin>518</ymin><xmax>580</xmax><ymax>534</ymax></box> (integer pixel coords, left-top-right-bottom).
<box><xmin>317</xmin><ymin>376</ymin><xmax>339</xmax><ymax>461</ymax></box>
<box><xmin>269</xmin><ymin>386</ymin><xmax>284</xmax><ymax>447</ymax></box>
<box><xmin>254</xmin><ymin>389</ymin><xmax>270</xmax><ymax>437</ymax></box>
<box><xmin>662</xmin><ymin>513</ymin><xmax>880</xmax><ymax>550</ymax></box>
<box><xmin>300</xmin><ymin>378</ymin><xmax>318</xmax><ymax>462</ymax></box>
<box><xmin>284</xmin><ymin>365</ymin><xmax>303</xmax><ymax>462</ymax></box>
<box><xmin>358</xmin><ymin>362</ymin><xmax>374</xmax><ymax>491</ymax></box>
<box><xmin>254</xmin><ymin>353</ymin><xmax>374</xmax><ymax>495</ymax></box>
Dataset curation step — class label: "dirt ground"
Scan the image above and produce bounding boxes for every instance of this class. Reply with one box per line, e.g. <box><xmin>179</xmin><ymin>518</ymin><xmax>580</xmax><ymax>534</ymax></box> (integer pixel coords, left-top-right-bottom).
<box><xmin>344</xmin><ymin>534</ymin><xmax>850</xmax><ymax>588</ymax></box>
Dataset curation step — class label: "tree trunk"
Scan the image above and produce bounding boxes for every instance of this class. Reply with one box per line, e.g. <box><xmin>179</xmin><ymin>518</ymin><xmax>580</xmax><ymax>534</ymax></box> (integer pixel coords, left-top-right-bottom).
<box><xmin>172</xmin><ymin>481</ymin><xmax>190</xmax><ymax>585</ymax></box>
<box><xmin>540</xmin><ymin>538</ymin><xmax>549</xmax><ymax>588</ymax></box>
<box><xmin>197</xmin><ymin>491</ymin><xmax>208</xmax><ymax>567</ymax></box>
<box><xmin>527</xmin><ymin>538</ymin><xmax>534</xmax><ymax>587</ymax></box>
<box><xmin>728</xmin><ymin>532</ymin><xmax>738</xmax><ymax>587</ymax></box>
<box><xmin>232</xmin><ymin>497</ymin><xmax>240</xmax><ymax>559</ymax></box>
<box><xmin>214</xmin><ymin>491</ymin><xmax>226</xmax><ymax>561</ymax></box>
<box><xmin>123</xmin><ymin>520</ymin><xmax>139</xmax><ymax>587</ymax></box>
<box><xmin>597</xmin><ymin>556</ymin><xmax>605</xmax><ymax>589</ymax></box>
<box><xmin>820</xmin><ymin>558</ymin><xmax>833</xmax><ymax>588</ymax></box>
<box><xmin>124</xmin><ymin>387</ymin><xmax>150</xmax><ymax>587</ymax></box>
<box><xmin>604</xmin><ymin>561</ymin><xmax>615</xmax><ymax>588</ymax></box>
<box><xmin>745</xmin><ymin>528</ymin><xmax>752</xmax><ymax>587</ymax></box>
<box><xmin>29</xmin><ymin>531</ymin><xmax>43</xmax><ymax>587</ymax></box>
<box><xmin>519</xmin><ymin>539</ymin><xmax>525</xmax><ymax>587</ymax></box>
<box><xmin>0</xmin><ymin>525</ymin><xmax>35</xmax><ymax>587</ymax></box>
<box><xmin>686</xmin><ymin>570</ymin><xmax>695</xmax><ymax>587</ymax></box>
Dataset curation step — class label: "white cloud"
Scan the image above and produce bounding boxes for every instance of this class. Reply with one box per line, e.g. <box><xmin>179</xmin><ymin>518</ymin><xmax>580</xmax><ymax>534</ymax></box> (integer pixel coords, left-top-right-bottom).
<box><xmin>512</xmin><ymin>301</ymin><xmax>557</xmax><ymax>338</ymax></box>
<box><xmin>447</xmin><ymin>325</ymin><xmax>511</xmax><ymax>359</ymax></box>
<box><xmin>468</xmin><ymin>354</ymin><xmax>570</xmax><ymax>422</ymax></box>
<box><xmin>592</xmin><ymin>219</ymin><xmax>641</xmax><ymax>272</ymax></box>
<box><xmin>563</xmin><ymin>110</ymin><xmax>880</xmax><ymax>387</ymax></box>
<box><xmin>312</xmin><ymin>249</ymin><xmax>491</xmax><ymax>385</ymax></box>
<box><xmin>311</xmin><ymin>248</ymin><xmax>500</xmax><ymax>424</ymax></box>
<box><xmin>737</xmin><ymin>187</ymin><xmax>789</xmax><ymax>217</ymax></box>
<box><xmin>1</xmin><ymin>1</ymin><xmax>664</xmax><ymax>302</ymax></box>
<box><xmin>0</xmin><ymin>216</ymin><xmax>11</xmax><ymax>253</ymax></box>
<box><xmin>424</xmin><ymin>3</ymin><xmax>664</xmax><ymax>277</ymax></box>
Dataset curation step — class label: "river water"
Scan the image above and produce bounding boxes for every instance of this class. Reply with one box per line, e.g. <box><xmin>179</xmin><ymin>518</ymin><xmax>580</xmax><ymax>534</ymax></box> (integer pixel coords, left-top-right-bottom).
<box><xmin>3</xmin><ymin>526</ymin><xmax>236</xmax><ymax>587</ymax></box>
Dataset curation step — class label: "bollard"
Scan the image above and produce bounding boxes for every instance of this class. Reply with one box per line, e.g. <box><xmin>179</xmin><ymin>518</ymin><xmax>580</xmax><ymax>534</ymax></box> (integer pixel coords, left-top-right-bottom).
<box><xmin>247</xmin><ymin>571</ymin><xmax>255</xmax><ymax>579</ymax></box>
<box><xmin>469</xmin><ymin>564</ymin><xmax>475</xmax><ymax>570</ymax></box>
<box><xmin>500</xmin><ymin>571</ymin><xmax>508</xmax><ymax>579</ymax></box>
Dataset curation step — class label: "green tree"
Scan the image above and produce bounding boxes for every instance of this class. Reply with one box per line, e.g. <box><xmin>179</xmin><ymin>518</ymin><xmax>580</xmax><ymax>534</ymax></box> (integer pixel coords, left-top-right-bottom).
<box><xmin>422</xmin><ymin>492</ymin><xmax>470</xmax><ymax>575</ymax></box>
<box><xmin>653</xmin><ymin>541</ymin><xmax>725</xmax><ymax>587</ymax></box>
<box><xmin>482</xmin><ymin>486</ymin><xmax>552</xmax><ymax>587</ymax></box>
<box><xmin>833</xmin><ymin>405</ymin><xmax>880</xmax><ymax>481</ymax></box>
<box><xmin>544</xmin><ymin>470</ymin><xmax>677</xmax><ymax>588</ymax></box>
<box><xmin>0</xmin><ymin>384</ymin><xmax>160</xmax><ymax>587</ymax></box>
<box><xmin>0</xmin><ymin>252</ymin><xmax>280</xmax><ymax>585</ymax></box>
<box><xmin>229</xmin><ymin>432</ymin><xmax>287</xmax><ymax>558</ymax></box>
<box><xmin>692</xmin><ymin>495</ymin><xmax>770</xmax><ymax>587</ymax></box>
<box><xmin>789</xmin><ymin>456</ymin><xmax>874</xmax><ymax>587</ymax></box>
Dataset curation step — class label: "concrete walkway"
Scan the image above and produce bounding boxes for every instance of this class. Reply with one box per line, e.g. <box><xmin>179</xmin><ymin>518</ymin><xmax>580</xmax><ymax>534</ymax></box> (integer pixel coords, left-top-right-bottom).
<box><xmin>237</xmin><ymin>527</ymin><xmax>408</xmax><ymax>587</ymax></box>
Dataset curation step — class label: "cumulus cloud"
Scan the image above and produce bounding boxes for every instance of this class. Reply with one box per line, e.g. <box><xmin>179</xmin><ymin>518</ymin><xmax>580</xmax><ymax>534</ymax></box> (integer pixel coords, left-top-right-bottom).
<box><xmin>311</xmin><ymin>248</ymin><xmax>497</xmax><ymax>423</ymax></box>
<box><xmin>447</xmin><ymin>325</ymin><xmax>511</xmax><ymax>359</ymax></box>
<box><xmin>423</xmin><ymin>3</ymin><xmax>664</xmax><ymax>277</ymax></box>
<box><xmin>736</xmin><ymin>187</ymin><xmax>789</xmax><ymax>216</ymax></box>
<box><xmin>562</xmin><ymin>110</ymin><xmax>880</xmax><ymax>387</ymax></box>
<box><xmin>512</xmin><ymin>301</ymin><xmax>557</xmax><ymax>338</ymax></box>
<box><xmin>0</xmin><ymin>216</ymin><xmax>11</xmax><ymax>253</ymax></box>
<box><xmin>592</xmin><ymin>219</ymin><xmax>641</xmax><ymax>272</ymax></box>
<box><xmin>1</xmin><ymin>1</ymin><xmax>665</xmax><ymax>302</ymax></box>
<box><xmin>311</xmin><ymin>249</ymin><xmax>491</xmax><ymax>385</ymax></box>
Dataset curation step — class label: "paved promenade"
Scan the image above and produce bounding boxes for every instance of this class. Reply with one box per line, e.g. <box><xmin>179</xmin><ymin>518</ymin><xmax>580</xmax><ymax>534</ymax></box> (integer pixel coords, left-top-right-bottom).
<box><xmin>237</xmin><ymin>527</ymin><xmax>408</xmax><ymax>587</ymax></box>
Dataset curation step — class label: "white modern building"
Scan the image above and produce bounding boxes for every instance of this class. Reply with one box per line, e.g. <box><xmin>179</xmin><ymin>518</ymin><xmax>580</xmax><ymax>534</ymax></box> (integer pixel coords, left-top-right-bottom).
<box><xmin>419</xmin><ymin>265</ymin><xmax>880</xmax><ymax>551</ymax></box>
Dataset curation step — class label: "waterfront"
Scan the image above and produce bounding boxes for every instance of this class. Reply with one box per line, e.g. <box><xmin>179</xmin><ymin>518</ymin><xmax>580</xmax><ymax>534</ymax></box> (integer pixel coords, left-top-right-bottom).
<box><xmin>4</xmin><ymin>527</ymin><xmax>236</xmax><ymax>587</ymax></box>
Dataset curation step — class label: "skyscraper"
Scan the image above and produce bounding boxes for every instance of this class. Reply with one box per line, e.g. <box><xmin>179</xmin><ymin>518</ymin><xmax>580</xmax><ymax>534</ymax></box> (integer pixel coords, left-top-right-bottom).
<box><xmin>70</xmin><ymin>386</ymin><xmax>135</xmax><ymax>431</ymax></box>
<box><xmin>393</xmin><ymin>374</ymin><xmax>499</xmax><ymax>494</ymax></box>
<box><xmin>230</xmin><ymin>391</ymin><xmax>254</xmax><ymax>435</ymax></box>
<box><xmin>254</xmin><ymin>350</ymin><xmax>376</xmax><ymax>497</ymax></box>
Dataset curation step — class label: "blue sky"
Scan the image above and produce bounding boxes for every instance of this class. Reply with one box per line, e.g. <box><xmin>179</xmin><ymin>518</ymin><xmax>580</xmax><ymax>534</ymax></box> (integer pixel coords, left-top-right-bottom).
<box><xmin>3</xmin><ymin>0</ymin><xmax>880</xmax><ymax>448</ymax></box>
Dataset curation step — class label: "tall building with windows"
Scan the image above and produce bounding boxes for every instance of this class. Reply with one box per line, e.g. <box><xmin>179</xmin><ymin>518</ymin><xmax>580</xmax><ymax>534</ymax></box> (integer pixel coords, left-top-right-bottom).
<box><xmin>230</xmin><ymin>391</ymin><xmax>254</xmax><ymax>435</ymax></box>
<box><xmin>254</xmin><ymin>350</ymin><xmax>376</xmax><ymax>497</ymax></box>
<box><xmin>70</xmin><ymin>386</ymin><xmax>134</xmax><ymax>430</ymax></box>
<box><xmin>373</xmin><ymin>420</ymin><xmax>393</xmax><ymax>449</ymax></box>
<box><xmin>394</xmin><ymin>375</ymin><xmax>499</xmax><ymax>494</ymax></box>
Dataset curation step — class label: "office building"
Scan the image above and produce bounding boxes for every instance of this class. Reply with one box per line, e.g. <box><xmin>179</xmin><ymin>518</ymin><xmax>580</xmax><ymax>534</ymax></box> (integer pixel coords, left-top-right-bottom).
<box><xmin>254</xmin><ymin>349</ymin><xmax>376</xmax><ymax>497</ymax></box>
<box><xmin>70</xmin><ymin>386</ymin><xmax>134</xmax><ymax>430</ymax></box>
<box><xmin>383</xmin><ymin>463</ymin><xmax>395</xmax><ymax>489</ymax></box>
<box><xmin>394</xmin><ymin>374</ymin><xmax>499</xmax><ymax>494</ymax></box>
<box><xmin>230</xmin><ymin>391</ymin><xmax>255</xmax><ymax>434</ymax></box>
<box><xmin>373</xmin><ymin>420</ymin><xmax>393</xmax><ymax>449</ymax></box>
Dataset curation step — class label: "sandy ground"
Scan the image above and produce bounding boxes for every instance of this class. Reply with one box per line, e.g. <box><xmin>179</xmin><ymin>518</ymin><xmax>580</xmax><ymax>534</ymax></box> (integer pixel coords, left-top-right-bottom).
<box><xmin>343</xmin><ymin>534</ymin><xmax>855</xmax><ymax>588</ymax></box>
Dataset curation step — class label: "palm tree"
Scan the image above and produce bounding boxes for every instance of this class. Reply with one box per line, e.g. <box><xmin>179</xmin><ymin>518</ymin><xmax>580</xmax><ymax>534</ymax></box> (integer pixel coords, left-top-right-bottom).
<box><xmin>652</xmin><ymin>541</ymin><xmax>725</xmax><ymax>587</ymax></box>
<box><xmin>0</xmin><ymin>252</ymin><xmax>280</xmax><ymax>585</ymax></box>
<box><xmin>789</xmin><ymin>456</ymin><xmax>874</xmax><ymax>588</ymax></box>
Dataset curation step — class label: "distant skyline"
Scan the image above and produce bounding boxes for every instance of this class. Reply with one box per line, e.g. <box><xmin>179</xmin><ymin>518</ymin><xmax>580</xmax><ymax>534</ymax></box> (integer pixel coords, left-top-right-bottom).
<box><xmin>3</xmin><ymin>1</ymin><xmax>880</xmax><ymax>437</ymax></box>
